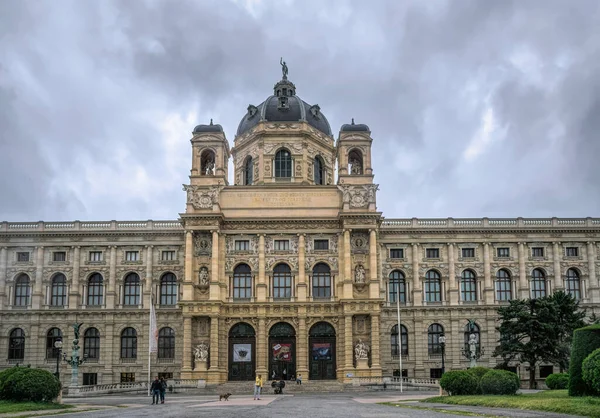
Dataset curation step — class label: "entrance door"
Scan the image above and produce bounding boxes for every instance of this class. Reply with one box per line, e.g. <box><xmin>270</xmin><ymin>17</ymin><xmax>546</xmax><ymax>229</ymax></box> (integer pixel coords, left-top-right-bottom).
<box><xmin>309</xmin><ymin>322</ymin><xmax>336</xmax><ymax>380</ymax></box>
<box><xmin>228</xmin><ymin>322</ymin><xmax>256</xmax><ymax>381</ymax></box>
<box><xmin>268</xmin><ymin>322</ymin><xmax>296</xmax><ymax>380</ymax></box>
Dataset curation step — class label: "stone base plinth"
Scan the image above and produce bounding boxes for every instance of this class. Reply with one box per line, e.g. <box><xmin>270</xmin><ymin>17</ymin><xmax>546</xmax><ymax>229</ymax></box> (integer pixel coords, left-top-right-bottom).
<box><xmin>356</xmin><ymin>358</ymin><xmax>369</xmax><ymax>369</ymax></box>
<box><xmin>193</xmin><ymin>361</ymin><xmax>208</xmax><ymax>372</ymax></box>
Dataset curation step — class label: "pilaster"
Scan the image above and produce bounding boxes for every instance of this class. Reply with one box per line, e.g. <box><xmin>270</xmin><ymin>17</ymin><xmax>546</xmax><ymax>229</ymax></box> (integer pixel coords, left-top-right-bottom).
<box><xmin>343</xmin><ymin>229</ymin><xmax>352</xmax><ymax>298</ymax></box>
<box><xmin>257</xmin><ymin>234</ymin><xmax>266</xmax><ymax>301</ymax></box>
<box><xmin>207</xmin><ymin>316</ymin><xmax>221</xmax><ymax>383</ymax></box>
<box><xmin>518</xmin><ymin>242</ymin><xmax>528</xmax><ymax>298</ymax></box>
<box><xmin>483</xmin><ymin>243</ymin><xmax>494</xmax><ymax>303</ymax></box>
<box><xmin>182</xmin><ymin>316</ymin><xmax>192</xmax><ymax>374</ymax></box>
<box><xmin>106</xmin><ymin>246</ymin><xmax>117</xmax><ymax>308</ymax></box>
<box><xmin>69</xmin><ymin>246</ymin><xmax>80</xmax><ymax>309</ymax></box>
<box><xmin>210</xmin><ymin>231</ymin><xmax>220</xmax><ymax>301</ymax></box>
<box><xmin>297</xmin><ymin>234</ymin><xmax>307</xmax><ymax>301</ymax></box>
<box><xmin>32</xmin><ymin>246</ymin><xmax>44</xmax><ymax>309</ymax></box>
<box><xmin>369</xmin><ymin>229</ymin><xmax>379</xmax><ymax>299</ymax></box>
<box><xmin>412</xmin><ymin>244</ymin><xmax>422</xmax><ymax>306</ymax></box>
<box><xmin>297</xmin><ymin>317</ymin><xmax>308</xmax><ymax>378</ymax></box>
<box><xmin>144</xmin><ymin>245</ymin><xmax>153</xmax><ymax>307</ymax></box>
<box><xmin>588</xmin><ymin>242</ymin><xmax>598</xmax><ymax>300</ymax></box>
<box><xmin>370</xmin><ymin>314</ymin><xmax>382</xmax><ymax>375</ymax></box>
<box><xmin>182</xmin><ymin>231</ymin><xmax>194</xmax><ymax>301</ymax></box>
<box><xmin>257</xmin><ymin>318</ymin><xmax>267</xmax><ymax>376</ymax></box>
<box><xmin>448</xmin><ymin>243</ymin><xmax>458</xmax><ymax>304</ymax></box>
<box><xmin>343</xmin><ymin>315</ymin><xmax>353</xmax><ymax>379</ymax></box>
<box><xmin>553</xmin><ymin>242</ymin><xmax>562</xmax><ymax>291</ymax></box>
<box><xmin>0</xmin><ymin>247</ymin><xmax>7</xmax><ymax>309</ymax></box>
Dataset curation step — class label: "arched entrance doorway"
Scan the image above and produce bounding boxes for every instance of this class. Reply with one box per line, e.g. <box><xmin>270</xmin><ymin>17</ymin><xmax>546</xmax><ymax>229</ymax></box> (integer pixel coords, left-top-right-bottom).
<box><xmin>309</xmin><ymin>321</ymin><xmax>336</xmax><ymax>380</ymax></box>
<box><xmin>268</xmin><ymin>322</ymin><xmax>296</xmax><ymax>381</ymax></box>
<box><xmin>228</xmin><ymin>322</ymin><xmax>256</xmax><ymax>381</ymax></box>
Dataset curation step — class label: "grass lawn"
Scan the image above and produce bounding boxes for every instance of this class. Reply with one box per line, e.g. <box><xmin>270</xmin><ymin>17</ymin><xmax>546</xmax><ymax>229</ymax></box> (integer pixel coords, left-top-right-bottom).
<box><xmin>424</xmin><ymin>390</ymin><xmax>600</xmax><ymax>418</ymax></box>
<box><xmin>0</xmin><ymin>401</ymin><xmax>73</xmax><ymax>414</ymax></box>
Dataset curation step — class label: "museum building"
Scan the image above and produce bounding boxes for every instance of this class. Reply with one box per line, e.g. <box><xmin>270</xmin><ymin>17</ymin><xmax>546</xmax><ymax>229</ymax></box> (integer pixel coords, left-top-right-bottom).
<box><xmin>1</xmin><ymin>65</ymin><xmax>599</xmax><ymax>386</ymax></box>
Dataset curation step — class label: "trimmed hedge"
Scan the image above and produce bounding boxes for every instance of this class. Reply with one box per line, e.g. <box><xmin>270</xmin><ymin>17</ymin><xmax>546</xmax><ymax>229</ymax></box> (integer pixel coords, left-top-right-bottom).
<box><xmin>545</xmin><ymin>373</ymin><xmax>569</xmax><ymax>390</ymax></box>
<box><xmin>582</xmin><ymin>348</ymin><xmax>600</xmax><ymax>394</ymax></box>
<box><xmin>568</xmin><ymin>324</ymin><xmax>600</xmax><ymax>396</ymax></box>
<box><xmin>467</xmin><ymin>367</ymin><xmax>490</xmax><ymax>393</ymax></box>
<box><xmin>0</xmin><ymin>367</ymin><xmax>60</xmax><ymax>402</ymax></box>
<box><xmin>440</xmin><ymin>370</ymin><xmax>478</xmax><ymax>396</ymax></box>
<box><xmin>0</xmin><ymin>367</ymin><xmax>23</xmax><ymax>397</ymax></box>
<box><xmin>480</xmin><ymin>370</ymin><xmax>520</xmax><ymax>395</ymax></box>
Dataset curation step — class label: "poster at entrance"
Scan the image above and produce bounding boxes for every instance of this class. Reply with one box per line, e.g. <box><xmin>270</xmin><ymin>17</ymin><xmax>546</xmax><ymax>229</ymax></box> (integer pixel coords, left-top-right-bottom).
<box><xmin>272</xmin><ymin>343</ymin><xmax>292</xmax><ymax>361</ymax></box>
<box><xmin>233</xmin><ymin>344</ymin><xmax>252</xmax><ymax>362</ymax></box>
<box><xmin>312</xmin><ymin>342</ymin><xmax>332</xmax><ymax>360</ymax></box>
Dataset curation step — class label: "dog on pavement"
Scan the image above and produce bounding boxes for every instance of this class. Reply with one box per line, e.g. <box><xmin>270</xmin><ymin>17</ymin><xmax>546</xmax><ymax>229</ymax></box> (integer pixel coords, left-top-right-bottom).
<box><xmin>219</xmin><ymin>393</ymin><xmax>232</xmax><ymax>401</ymax></box>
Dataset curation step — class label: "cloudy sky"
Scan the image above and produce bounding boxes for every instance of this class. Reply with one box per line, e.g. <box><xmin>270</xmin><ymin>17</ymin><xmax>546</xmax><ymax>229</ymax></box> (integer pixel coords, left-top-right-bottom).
<box><xmin>1</xmin><ymin>0</ymin><xmax>599</xmax><ymax>222</ymax></box>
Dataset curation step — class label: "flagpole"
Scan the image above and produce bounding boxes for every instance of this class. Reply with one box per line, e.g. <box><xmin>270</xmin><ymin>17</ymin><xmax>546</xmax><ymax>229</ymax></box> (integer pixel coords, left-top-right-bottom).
<box><xmin>396</xmin><ymin>282</ymin><xmax>403</xmax><ymax>393</ymax></box>
<box><xmin>147</xmin><ymin>293</ymin><xmax>153</xmax><ymax>396</ymax></box>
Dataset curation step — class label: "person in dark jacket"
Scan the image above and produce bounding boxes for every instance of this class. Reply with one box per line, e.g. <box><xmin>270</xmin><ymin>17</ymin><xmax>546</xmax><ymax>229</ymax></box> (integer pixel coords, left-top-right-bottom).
<box><xmin>151</xmin><ymin>377</ymin><xmax>161</xmax><ymax>405</ymax></box>
<box><xmin>159</xmin><ymin>377</ymin><xmax>167</xmax><ymax>404</ymax></box>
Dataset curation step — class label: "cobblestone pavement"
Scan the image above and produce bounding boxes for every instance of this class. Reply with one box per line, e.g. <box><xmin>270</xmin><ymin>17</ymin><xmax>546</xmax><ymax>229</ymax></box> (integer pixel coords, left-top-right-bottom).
<box><xmin>50</xmin><ymin>392</ymin><xmax>582</xmax><ymax>418</ymax></box>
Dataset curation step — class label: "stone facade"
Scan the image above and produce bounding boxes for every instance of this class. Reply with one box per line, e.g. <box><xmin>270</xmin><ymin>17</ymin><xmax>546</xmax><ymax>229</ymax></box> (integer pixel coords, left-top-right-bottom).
<box><xmin>1</xmin><ymin>71</ymin><xmax>600</xmax><ymax>386</ymax></box>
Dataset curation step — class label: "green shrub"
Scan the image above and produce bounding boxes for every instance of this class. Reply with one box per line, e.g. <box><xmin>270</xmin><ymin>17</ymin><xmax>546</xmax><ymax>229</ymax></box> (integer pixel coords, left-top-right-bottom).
<box><xmin>568</xmin><ymin>324</ymin><xmax>600</xmax><ymax>396</ymax></box>
<box><xmin>440</xmin><ymin>370</ymin><xmax>478</xmax><ymax>396</ymax></box>
<box><xmin>0</xmin><ymin>367</ymin><xmax>24</xmax><ymax>399</ymax></box>
<box><xmin>467</xmin><ymin>367</ymin><xmax>490</xmax><ymax>393</ymax></box>
<box><xmin>480</xmin><ymin>370</ymin><xmax>520</xmax><ymax>395</ymax></box>
<box><xmin>545</xmin><ymin>373</ymin><xmax>569</xmax><ymax>390</ymax></box>
<box><xmin>0</xmin><ymin>368</ymin><xmax>60</xmax><ymax>402</ymax></box>
<box><xmin>582</xmin><ymin>348</ymin><xmax>600</xmax><ymax>394</ymax></box>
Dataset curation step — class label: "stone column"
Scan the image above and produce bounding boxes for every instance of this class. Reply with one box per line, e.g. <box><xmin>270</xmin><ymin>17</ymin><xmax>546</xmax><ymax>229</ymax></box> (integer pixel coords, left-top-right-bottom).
<box><xmin>32</xmin><ymin>246</ymin><xmax>44</xmax><ymax>309</ymax></box>
<box><xmin>412</xmin><ymin>244</ymin><xmax>422</xmax><ymax>306</ymax></box>
<box><xmin>344</xmin><ymin>315</ymin><xmax>354</xmax><ymax>375</ymax></box>
<box><xmin>553</xmin><ymin>242</ymin><xmax>562</xmax><ymax>291</ymax></box>
<box><xmin>370</xmin><ymin>314</ymin><xmax>381</xmax><ymax>374</ymax></box>
<box><xmin>182</xmin><ymin>316</ymin><xmax>193</xmax><ymax>373</ymax></box>
<box><xmin>343</xmin><ymin>230</ymin><xmax>352</xmax><ymax>298</ymax></box>
<box><xmin>297</xmin><ymin>234</ymin><xmax>307</xmax><ymax>301</ymax></box>
<box><xmin>257</xmin><ymin>318</ymin><xmax>267</xmax><ymax>376</ymax></box>
<box><xmin>103</xmin><ymin>323</ymin><xmax>114</xmax><ymax>381</ymax></box>
<box><xmin>257</xmin><ymin>234</ymin><xmax>266</xmax><ymax>302</ymax></box>
<box><xmin>518</xmin><ymin>242</ymin><xmax>528</xmax><ymax>298</ymax></box>
<box><xmin>182</xmin><ymin>231</ymin><xmax>194</xmax><ymax>301</ymax></box>
<box><xmin>448</xmin><ymin>243</ymin><xmax>458</xmax><ymax>304</ymax></box>
<box><xmin>297</xmin><ymin>317</ymin><xmax>308</xmax><ymax>379</ymax></box>
<box><xmin>107</xmin><ymin>246</ymin><xmax>117</xmax><ymax>308</ymax></box>
<box><xmin>210</xmin><ymin>231</ymin><xmax>220</xmax><ymax>301</ymax></box>
<box><xmin>588</xmin><ymin>242</ymin><xmax>598</xmax><ymax>300</ymax></box>
<box><xmin>369</xmin><ymin>230</ymin><xmax>379</xmax><ymax>299</ymax></box>
<box><xmin>208</xmin><ymin>316</ymin><xmax>221</xmax><ymax>382</ymax></box>
<box><xmin>483</xmin><ymin>243</ymin><xmax>493</xmax><ymax>303</ymax></box>
<box><xmin>0</xmin><ymin>247</ymin><xmax>7</xmax><ymax>309</ymax></box>
<box><xmin>144</xmin><ymin>245</ymin><xmax>153</xmax><ymax>307</ymax></box>
<box><xmin>69</xmin><ymin>246</ymin><xmax>80</xmax><ymax>309</ymax></box>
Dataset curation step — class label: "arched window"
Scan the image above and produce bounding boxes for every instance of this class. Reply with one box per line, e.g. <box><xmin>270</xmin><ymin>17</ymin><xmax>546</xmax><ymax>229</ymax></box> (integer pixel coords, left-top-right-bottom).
<box><xmin>274</xmin><ymin>149</ymin><xmax>292</xmax><ymax>178</ymax></box>
<box><xmin>531</xmin><ymin>269</ymin><xmax>547</xmax><ymax>299</ymax></box>
<box><xmin>273</xmin><ymin>263</ymin><xmax>292</xmax><ymax>299</ymax></box>
<box><xmin>158</xmin><ymin>327</ymin><xmax>175</xmax><ymax>359</ymax></box>
<box><xmin>84</xmin><ymin>328</ymin><xmax>100</xmax><ymax>360</ymax></box>
<box><xmin>348</xmin><ymin>149</ymin><xmax>363</xmax><ymax>175</ymax></box>
<box><xmin>391</xmin><ymin>324</ymin><xmax>408</xmax><ymax>356</ymax></box>
<box><xmin>160</xmin><ymin>273</ymin><xmax>177</xmax><ymax>306</ymax></box>
<box><xmin>496</xmin><ymin>269</ymin><xmax>512</xmax><ymax>301</ymax></box>
<box><xmin>14</xmin><ymin>274</ymin><xmax>30</xmax><ymax>307</ymax></box>
<box><xmin>314</xmin><ymin>156</ymin><xmax>324</xmax><ymax>185</ymax></box>
<box><xmin>244</xmin><ymin>157</ymin><xmax>253</xmax><ymax>185</ymax></box>
<box><xmin>120</xmin><ymin>327</ymin><xmax>137</xmax><ymax>359</ymax></box>
<box><xmin>464</xmin><ymin>322</ymin><xmax>480</xmax><ymax>354</ymax></box>
<box><xmin>46</xmin><ymin>328</ymin><xmax>62</xmax><ymax>359</ymax></box>
<box><xmin>461</xmin><ymin>270</ymin><xmax>477</xmax><ymax>302</ymax></box>
<box><xmin>389</xmin><ymin>270</ymin><xmax>406</xmax><ymax>303</ymax></box>
<box><xmin>565</xmin><ymin>268</ymin><xmax>581</xmax><ymax>300</ymax></box>
<box><xmin>87</xmin><ymin>273</ymin><xmax>104</xmax><ymax>306</ymax></box>
<box><xmin>123</xmin><ymin>273</ymin><xmax>141</xmax><ymax>306</ymax></box>
<box><xmin>428</xmin><ymin>324</ymin><xmax>444</xmax><ymax>355</ymax></box>
<box><xmin>51</xmin><ymin>273</ymin><xmax>67</xmax><ymax>306</ymax></box>
<box><xmin>200</xmin><ymin>150</ymin><xmax>215</xmax><ymax>176</ymax></box>
<box><xmin>8</xmin><ymin>328</ymin><xmax>25</xmax><ymax>360</ymax></box>
<box><xmin>312</xmin><ymin>263</ymin><xmax>331</xmax><ymax>299</ymax></box>
<box><xmin>233</xmin><ymin>264</ymin><xmax>252</xmax><ymax>299</ymax></box>
<box><xmin>425</xmin><ymin>270</ymin><xmax>441</xmax><ymax>302</ymax></box>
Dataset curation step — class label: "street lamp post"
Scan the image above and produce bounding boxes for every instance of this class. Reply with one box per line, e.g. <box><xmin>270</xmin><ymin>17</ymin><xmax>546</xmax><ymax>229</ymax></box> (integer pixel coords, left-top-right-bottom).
<box><xmin>54</xmin><ymin>340</ymin><xmax>63</xmax><ymax>380</ymax></box>
<box><xmin>439</xmin><ymin>334</ymin><xmax>446</xmax><ymax>376</ymax></box>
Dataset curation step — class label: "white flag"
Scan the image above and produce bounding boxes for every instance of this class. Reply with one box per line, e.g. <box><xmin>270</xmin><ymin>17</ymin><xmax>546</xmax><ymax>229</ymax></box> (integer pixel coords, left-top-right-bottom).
<box><xmin>149</xmin><ymin>296</ymin><xmax>158</xmax><ymax>353</ymax></box>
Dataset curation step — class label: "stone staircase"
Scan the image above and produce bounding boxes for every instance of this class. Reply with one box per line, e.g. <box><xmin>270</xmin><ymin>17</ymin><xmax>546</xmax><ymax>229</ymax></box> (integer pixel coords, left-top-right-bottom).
<box><xmin>214</xmin><ymin>380</ymin><xmax>362</xmax><ymax>395</ymax></box>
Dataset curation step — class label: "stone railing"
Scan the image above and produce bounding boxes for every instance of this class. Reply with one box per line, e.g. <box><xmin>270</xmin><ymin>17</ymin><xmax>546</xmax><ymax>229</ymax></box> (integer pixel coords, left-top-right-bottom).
<box><xmin>351</xmin><ymin>376</ymin><xmax>439</xmax><ymax>388</ymax></box>
<box><xmin>1</xmin><ymin>220</ymin><xmax>183</xmax><ymax>232</ymax></box>
<box><xmin>65</xmin><ymin>379</ymin><xmax>206</xmax><ymax>397</ymax></box>
<box><xmin>381</xmin><ymin>217</ymin><xmax>600</xmax><ymax>229</ymax></box>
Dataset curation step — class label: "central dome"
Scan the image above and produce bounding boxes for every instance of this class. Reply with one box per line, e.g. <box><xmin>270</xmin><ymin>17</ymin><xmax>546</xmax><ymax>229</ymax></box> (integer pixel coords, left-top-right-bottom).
<box><xmin>236</xmin><ymin>73</ymin><xmax>332</xmax><ymax>138</ymax></box>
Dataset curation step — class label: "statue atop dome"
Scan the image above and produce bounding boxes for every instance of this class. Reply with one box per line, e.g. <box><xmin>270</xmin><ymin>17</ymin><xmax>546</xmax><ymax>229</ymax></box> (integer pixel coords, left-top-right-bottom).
<box><xmin>280</xmin><ymin>57</ymin><xmax>289</xmax><ymax>80</ymax></box>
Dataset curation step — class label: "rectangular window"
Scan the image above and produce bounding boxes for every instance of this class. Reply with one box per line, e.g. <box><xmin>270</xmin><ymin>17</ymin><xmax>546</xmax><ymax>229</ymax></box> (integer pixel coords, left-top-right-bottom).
<box><xmin>17</xmin><ymin>252</ymin><xmax>30</xmax><ymax>262</ymax></box>
<box><xmin>274</xmin><ymin>240</ymin><xmax>289</xmax><ymax>251</ymax></box>
<box><xmin>461</xmin><ymin>248</ymin><xmax>475</xmax><ymax>258</ymax></box>
<box><xmin>430</xmin><ymin>368</ymin><xmax>443</xmax><ymax>379</ymax></box>
<box><xmin>532</xmin><ymin>247</ymin><xmax>544</xmax><ymax>257</ymax></box>
<box><xmin>83</xmin><ymin>373</ymin><xmax>98</xmax><ymax>386</ymax></box>
<box><xmin>314</xmin><ymin>239</ymin><xmax>329</xmax><ymax>251</ymax></box>
<box><xmin>161</xmin><ymin>250</ymin><xmax>176</xmax><ymax>261</ymax></box>
<box><xmin>120</xmin><ymin>373</ymin><xmax>135</xmax><ymax>383</ymax></box>
<box><xmin>390</xmin><ymin>248</ymin><xmax>404</xmax><ymax>259</ymax></box>
<box><xmin>53</xmin><ymin>251</ymin><xmax>66</xmax><ymax>262</ymax></box>
<box><xmin>393</xmin><ymin>369</ymin><xmax>409</xmax><ymax>377</ymax></box>
<box><xmin>566</xmin><ymin>247</ymin><xmax>579</xmax><ymax>257</ymax></box>
<box><xmin>125</xmin><ymin>251</ymin><xmax>139</xmax><ymax>262</ymax></box>
<box><xmin>539</xmin><ymin>365</ymin><xmax>553</xmax><ymax>379</ymax></box>
<box><xmin>235</xmin><ymin>240</ymin><xmax>249</xmax><ymax>251</ymax></box>
<box><xmin>497</xmin><ymin>247</ymin><xmax>510</xmax><ymax>258</ymax></box>
<box><xmin>158</xmin><ymin>372</ymin><xmax>173</xmax><ymax>380</ymax></box>
<box><xmin>89</xmin><ymin>251</ymin><xmax>103</xmax><ymax>262</ymax></box>
<box><xmin>426</xmin><ymin>248</ymin><xmax>439</xmax><ymax>259</ymax></box>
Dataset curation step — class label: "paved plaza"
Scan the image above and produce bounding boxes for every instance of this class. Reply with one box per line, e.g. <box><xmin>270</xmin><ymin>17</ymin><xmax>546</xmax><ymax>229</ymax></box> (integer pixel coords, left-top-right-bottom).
<box><xmin>50</xmin><ymin>391</ymin><xmax>581</xmax><ymax>418</ymax></box>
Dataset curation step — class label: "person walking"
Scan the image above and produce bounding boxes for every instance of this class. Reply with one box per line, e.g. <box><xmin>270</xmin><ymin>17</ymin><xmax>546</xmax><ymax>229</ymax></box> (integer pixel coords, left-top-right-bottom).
<box><xmin>159</xmin><ymin>377</ymin><xmax>167</xmax><ymax>404</ymax></box>
<box><xmin>296</xmin><ymin>373</ymin><xmax>302</xmax><ymax>385</ymax></box>
<box><xmin>150</xmin><ymin>377</ymin><xmax>161</xmax><ymax>405</ymax></box>
<box><xmin>254</xmin><ymin>374</ymin><xmax>263</xmax><ymax>400</ymax></box>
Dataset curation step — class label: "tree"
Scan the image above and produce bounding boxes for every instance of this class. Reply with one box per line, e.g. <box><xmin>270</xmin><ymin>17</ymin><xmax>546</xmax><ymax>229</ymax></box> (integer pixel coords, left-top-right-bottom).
<box><xmin>493</xmin><ymin>292</ymin><xmax>585</xmax><ymax>389</ymax></box>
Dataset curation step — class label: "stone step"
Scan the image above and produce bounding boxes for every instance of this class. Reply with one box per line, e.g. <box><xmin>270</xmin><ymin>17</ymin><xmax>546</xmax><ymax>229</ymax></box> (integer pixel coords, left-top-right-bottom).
<box><xmin>214</xmin><ymin>380</ymin><xmax>364</xmax><ymax>395</ymax></box>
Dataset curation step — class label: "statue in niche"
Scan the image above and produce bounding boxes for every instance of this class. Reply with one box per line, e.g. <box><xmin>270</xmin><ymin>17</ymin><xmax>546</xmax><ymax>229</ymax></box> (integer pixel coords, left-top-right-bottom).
<box><xmin>199</xmin><ymin>267</ymin><xmax>209</xmax><ymax>286</ymax></box>
<box><xmin>354</xmin><ymin>264</ymin><xmax>366</xmax><ymax>283</ymax></box>
<box><xmin>354</xmin><ymin>339</ymin><xmax>369</xmax><ymax>360</ymax></box>
<box><xmin>193</xmin><ymin>342</ymin><xmax>209</xmax><ymax>362</ymax></box>
<box><xmin>350</xmin><ymin>158</ymin><xmax>362</xmax><ymax>175</ymax></box>
<box><xmin>205</xmin><ymin>160</ymin><xmax>215</xmax><ymax>175</ymax></box>
<box><xmin>468</xmin><ymin>334</ymin><xmax>478</xmax><ymax>359</ymax></box>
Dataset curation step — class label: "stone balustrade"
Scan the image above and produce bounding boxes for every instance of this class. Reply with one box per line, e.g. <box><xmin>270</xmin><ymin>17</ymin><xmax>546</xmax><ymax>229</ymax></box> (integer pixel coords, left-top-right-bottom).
<box><xmin>381</xmin><ymin>217</ymin><xmax>600</xmax><ymax>229</ymax></box>
<box><xmin>1</xmin><ymin>220</ymin><xmax>183</xmax><ymax>232</ymax></box>
<box><xmin>65</xmin><ymin>379</ymin><xmax>206</xmax><ymax>397</ymax></box>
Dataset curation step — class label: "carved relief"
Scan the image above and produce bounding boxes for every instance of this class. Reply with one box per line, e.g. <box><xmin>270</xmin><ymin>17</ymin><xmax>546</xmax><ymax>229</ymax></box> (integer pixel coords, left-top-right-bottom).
<box><xmin>351</xmin><ymin>232</ymin><xmax>369</xmax><ymax>252</ymax></box>
<box><xmin>194</xmin><ymin>233</ymin><xmax>212</xmax><ymax>256</ymax></box>
<box><xmin>182</xmin><ymin>184</ymin><xmax>223</xmax><ymax>209</ymax></box>
<box><xmin>263</xmin><ymin>142</ymin><xmax>303</xmax><ymax>154</ymax></box>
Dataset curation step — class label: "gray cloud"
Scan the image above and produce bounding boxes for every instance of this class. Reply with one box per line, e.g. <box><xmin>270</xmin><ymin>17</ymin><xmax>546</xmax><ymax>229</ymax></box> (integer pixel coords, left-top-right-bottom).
<box><xmin>1</xmin><ymin>0</ymin><xmax>599</xmax><ymax>221</ymax></box>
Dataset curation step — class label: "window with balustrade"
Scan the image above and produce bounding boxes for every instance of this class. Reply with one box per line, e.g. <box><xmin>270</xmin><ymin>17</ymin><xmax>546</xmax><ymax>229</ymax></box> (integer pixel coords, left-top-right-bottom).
<box><xmin>123</xmin><ymin>273</ymin><xmax>141</xmax><ymax>306</ymax></box>
<box><xmin>51</xmin><ymin>273</ymin><xmax>67</xmax><ymax>306</ymax></box>
<box><xmin>312</xmin><ymin>263</ymin><xmax>331</xmax><ymax>298</ymax></box>
<box><xmin>388</xmin><ymin>270</ymin><xmax>406</xmax><ymax>303</ymax></box>
<box><xmin>531</xmin><ymin>269</ymin><xmax>547</xmax><ymax>299</ymax></box>
<box><xmin>14</xmin><ymin>274</ymin><xmax>30</xmax><ymax>307</ymax></box>
<box><xmin>496</xmin><ymin>269</ymin><xmax>512</xmax><ymax>301</ymax></box>
<box><xmin>273</xmin><ymin>263</ymin><xmax>292</xmax><ymax>299</ymax></box>
<box><xmin>233</xmin><ymin>264</ymin><xmax>252</xmax><ymax>299</ymax></box>
<box><xmin>425</xmin><ymin>270</ymin><xmax>441</xmax><ymax>302</ymax></box>
<box><xmin>87</xmin><ymin>273</ymin><xmax>104</xmax><ymax>306</ymax></box>
<box><xmin>160</xmin><ymin>272</ymin><xmax>177</xmax><ymax>305</ymax></box>
<box><xmin>461</xmin><ymin>270</ymin><xmax>477</xmax><ymax>302</ymax></box>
